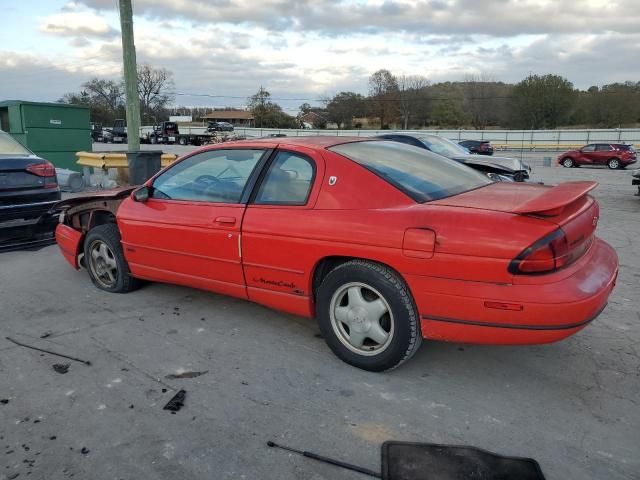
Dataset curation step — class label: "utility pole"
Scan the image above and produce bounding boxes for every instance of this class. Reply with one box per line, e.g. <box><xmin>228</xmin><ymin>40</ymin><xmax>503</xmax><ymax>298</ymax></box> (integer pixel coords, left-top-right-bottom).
<box><xmin>118</xmin><ymin>0</ymin><xmax>140</xmax><ymax>152</ymax></box>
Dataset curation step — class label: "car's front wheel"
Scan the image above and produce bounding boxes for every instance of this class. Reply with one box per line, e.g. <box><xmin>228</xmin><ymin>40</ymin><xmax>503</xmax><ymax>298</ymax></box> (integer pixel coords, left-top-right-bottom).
<box><xmin>84</xmin><ymin>224</ymin><xmax>139</xmax><ymax>293</ymax></box>
<box><xmin>562</xmin><ymin>157</ymin><xmax>574</xmax><ymax>168</ymax></box>
<box><xmin>607</xmin><ymin>158</ymin><xmax>621</xmax><ymax>169</ymax></box>
<box><xmin>316</xmin><ymin>260</ymin><xmax>422</xmax><ymax>371</ymax></box>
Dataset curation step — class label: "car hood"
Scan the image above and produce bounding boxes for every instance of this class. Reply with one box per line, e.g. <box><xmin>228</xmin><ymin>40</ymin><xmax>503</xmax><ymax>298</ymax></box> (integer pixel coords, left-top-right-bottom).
<box><xmin>449</xmin><ymin>153</ymin><xmax>529</xmax><ymax>173</ymax></box>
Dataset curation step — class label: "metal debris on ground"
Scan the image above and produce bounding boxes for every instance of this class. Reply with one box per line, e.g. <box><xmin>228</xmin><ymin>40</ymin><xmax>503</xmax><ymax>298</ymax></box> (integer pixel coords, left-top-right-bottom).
<box><xmin>165</xmin><ymin>371</ymin><xmax>207</xmax><ymax>379</ymax></box>
<box><xmin>266</xmin><ymin>440</ymin><xmax>381</xmax><ymax>478</ymax></box>
<box><xmin>163</xmin><ymin>389</ymin><xmax>186</xmax><ymax>412</ymax></box>
<box><xmin>52</xmin><ymin>363</ymin><xmax>70</xmax><ymax>374</ymax></box>
<box><xmin>5</xmin><ymin>337</ymin><xmax>92</xmax><ymax>365</ymax></box>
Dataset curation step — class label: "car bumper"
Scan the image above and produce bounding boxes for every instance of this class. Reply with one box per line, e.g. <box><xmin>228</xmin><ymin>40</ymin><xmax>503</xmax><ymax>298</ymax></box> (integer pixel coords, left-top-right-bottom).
<box><xmin>0</xmin><ymin>199</ymin><xmax>60</xmax><ymax>251</ymax></box>
<box><xmin>407</xmin><ymin>238</ymin><xmax>618</xmax><ymax>345</ymax></box>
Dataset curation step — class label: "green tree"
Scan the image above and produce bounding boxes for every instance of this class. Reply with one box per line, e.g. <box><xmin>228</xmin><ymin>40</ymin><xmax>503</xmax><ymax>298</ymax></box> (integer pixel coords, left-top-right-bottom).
<box><xmin>247</xmin><ymin>87</ymin><xmax>297</xmax><ymax>128</ymax></box>
<box><xmin>427</xmin><ymin>82</ymin><xmax>467</xmax><ymax>127</ymax></box>
<box><xmin>326</xmin><ymin>92</ymin><xmax>367</xmax><ymax>129</ymax></box>
<box><xmin>509</xmin><ymin>74</ymin><xmax>576</xmax><ymax>129</ymax></box>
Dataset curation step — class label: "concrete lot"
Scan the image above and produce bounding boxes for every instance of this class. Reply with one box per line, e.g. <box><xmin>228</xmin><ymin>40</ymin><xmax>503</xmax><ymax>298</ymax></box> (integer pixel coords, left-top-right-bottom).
<box><xmin>1</xmin><ymin>159</ymin><xmax>638</xmax><ymax>479</ymax></box>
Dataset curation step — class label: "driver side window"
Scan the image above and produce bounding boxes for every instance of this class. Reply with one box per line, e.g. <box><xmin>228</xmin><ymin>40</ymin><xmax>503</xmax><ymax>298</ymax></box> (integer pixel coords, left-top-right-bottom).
<box><xmin>151</xmin><ymin>149</ymin><xmax>265</xmax><ymax>203</ymax></box>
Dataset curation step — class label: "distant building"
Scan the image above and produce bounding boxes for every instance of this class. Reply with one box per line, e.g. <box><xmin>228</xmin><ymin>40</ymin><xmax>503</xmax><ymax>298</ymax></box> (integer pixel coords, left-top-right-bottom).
<box><xmin>201</xmin><ymin>110</ymin><xmax>254</xmax><ymax>127</ymax></box>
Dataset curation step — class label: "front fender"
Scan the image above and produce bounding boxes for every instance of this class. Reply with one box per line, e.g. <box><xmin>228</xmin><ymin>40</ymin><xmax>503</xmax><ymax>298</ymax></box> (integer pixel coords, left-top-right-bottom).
<box><xmin>55</xmin><ymin>223</ymin><xmax>83</xmax><ymax>269</ymax></box>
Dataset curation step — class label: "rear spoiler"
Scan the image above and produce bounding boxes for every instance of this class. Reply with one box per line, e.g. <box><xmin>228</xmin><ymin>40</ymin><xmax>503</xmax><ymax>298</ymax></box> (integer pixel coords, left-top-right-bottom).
<box><xmin>513</xmin><ymin>181</ymin><xmax>597</xmax><ymax>215</ymax></box>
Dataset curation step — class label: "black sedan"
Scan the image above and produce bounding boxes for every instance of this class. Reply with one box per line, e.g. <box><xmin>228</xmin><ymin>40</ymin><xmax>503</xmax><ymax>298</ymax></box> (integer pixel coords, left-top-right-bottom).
<box><xmin>377</xmin><ymin>133</ymin><xmax>530</xmax><ymax>182</ymax></box>
<box><xmin>459</xmin><ymin>139</ymin><xmax>494</xmax><ymax>156</ymax></box>
<box><xmin>207</xmin><ymin>121</ymin><xmax>235</xmax><ymax>132</ymax></box>
<box><xmin>0</xmin><ymin>131</ymin><xmax>60</xmax><ymax>251</ymax></box>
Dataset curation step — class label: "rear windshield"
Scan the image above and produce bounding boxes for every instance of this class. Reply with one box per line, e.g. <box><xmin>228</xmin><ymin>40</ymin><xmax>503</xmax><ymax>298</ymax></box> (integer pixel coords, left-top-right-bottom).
<box><xmin>0</xmin><ymin>132</ymin><xmax>31</xmax><ymax>155</ymax></box>
<box><xmin>329</xmin><ymin>140</ymin><xmax>491</xmax><ymax>202</ymax></box>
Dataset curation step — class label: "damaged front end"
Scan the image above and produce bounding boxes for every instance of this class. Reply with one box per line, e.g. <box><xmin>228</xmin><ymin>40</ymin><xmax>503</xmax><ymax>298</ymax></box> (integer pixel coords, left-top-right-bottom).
<box><xmin>54</xmin><ymin>187</ymin><xmax>134</xmax><ymax>269</ymax></box>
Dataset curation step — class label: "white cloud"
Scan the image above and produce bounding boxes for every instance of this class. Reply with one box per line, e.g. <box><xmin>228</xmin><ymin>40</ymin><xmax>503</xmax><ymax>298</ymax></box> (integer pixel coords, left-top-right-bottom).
<box><xmin>1</xmin><ymin>0</ymin><xmax>638</xmax><ymax>107</ymax></box>
<box><xmin>39</xmin><ymin>11</ymin><xmax>118</xmax><ymax>38</ymax></box>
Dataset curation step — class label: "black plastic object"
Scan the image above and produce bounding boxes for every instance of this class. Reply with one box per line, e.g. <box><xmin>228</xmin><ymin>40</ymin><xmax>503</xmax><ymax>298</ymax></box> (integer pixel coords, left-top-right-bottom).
<box><xmin>163</xmin><ymin>389</ymin><xmax>186</xmax><ymax>412</ymax></box>
<box><xmin>381</xmin><ymin>441</ymin><xmax>545</xmax><ymax>480</ymax></box>
<box><xmin>52</xmin><ymin>363</ymin><xmax>70</xmax><ymax>374</ymax></box>
<box><xmin>126</xmin><ymin>150</ymin><xmax>162</xmax><ymax>185</ymax></box>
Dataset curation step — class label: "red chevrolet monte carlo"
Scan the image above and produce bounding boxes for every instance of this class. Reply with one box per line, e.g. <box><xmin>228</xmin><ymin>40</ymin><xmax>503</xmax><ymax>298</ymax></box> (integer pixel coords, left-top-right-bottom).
<box><xmin>55</xmin><ymin>138</ymin><xmax>618</xmax><ymax>371</ymax></box>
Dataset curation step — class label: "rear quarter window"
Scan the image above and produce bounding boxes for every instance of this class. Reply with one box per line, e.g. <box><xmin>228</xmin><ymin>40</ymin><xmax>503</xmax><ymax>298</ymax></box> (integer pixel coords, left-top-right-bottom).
<box><xmin>328</xmin><ymin>140</ymin><xmax>491</xmax><ymax>203</ymax></box>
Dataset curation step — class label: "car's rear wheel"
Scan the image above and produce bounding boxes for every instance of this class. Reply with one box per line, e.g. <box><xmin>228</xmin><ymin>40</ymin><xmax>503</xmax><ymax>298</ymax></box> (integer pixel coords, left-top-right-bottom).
<box><xmin>607</xmin><ymin>158</ymin><xmax>621</xmax><ymax>169</ymax></box>
<box><xmin>84</xmin><ymin>224</ymin><xmax>139</xmax><ymax>293</ymax></box>
<box><xmin>562</xmin><ymin>157</ymin><xmax>574</xmax><ymax>168</ymax></box>
<box><xmin>316</xmin><ymin>260</ymin><xmax>422</xmax><ymax>371</ymax></box>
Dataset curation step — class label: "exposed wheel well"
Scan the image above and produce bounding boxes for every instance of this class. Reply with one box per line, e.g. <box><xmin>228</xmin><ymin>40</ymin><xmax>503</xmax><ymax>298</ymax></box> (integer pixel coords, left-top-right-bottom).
<box><xmin>311</xmin><ymin>256</ymin><xmax>409</xmax><ymax>300</ymax></box>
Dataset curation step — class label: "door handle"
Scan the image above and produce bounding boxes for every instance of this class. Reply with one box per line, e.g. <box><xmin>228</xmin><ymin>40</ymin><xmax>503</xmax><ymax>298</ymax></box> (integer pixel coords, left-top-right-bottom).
<box><xmin>214</xmin><ymin>216</ymin><xmax>236</xmax><ymax>225</ymax></box>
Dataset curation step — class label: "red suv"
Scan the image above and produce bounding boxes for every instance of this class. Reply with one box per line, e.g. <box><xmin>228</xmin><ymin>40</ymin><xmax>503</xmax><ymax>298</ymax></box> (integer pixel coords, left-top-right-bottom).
<box><xmin>559</xmin><ymin>143</ymin><xmax>637</xmax><ymax>169</ymax></box>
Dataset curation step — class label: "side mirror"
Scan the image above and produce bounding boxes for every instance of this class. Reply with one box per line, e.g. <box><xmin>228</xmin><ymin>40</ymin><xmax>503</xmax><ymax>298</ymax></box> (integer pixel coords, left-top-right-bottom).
<box><xmin>132</xmin><ymin>186</ymin><xmax>150</xmax><ymax>202</ymax></box>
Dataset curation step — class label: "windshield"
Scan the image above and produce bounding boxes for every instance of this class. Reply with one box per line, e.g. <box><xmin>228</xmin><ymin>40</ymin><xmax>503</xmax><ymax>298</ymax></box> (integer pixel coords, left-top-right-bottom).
<box><xmin>417</xmin><ymin>135</ymin><xmax>469</xmax><ymax>157</ymax></box>
<box><xmin>329</xmin><ymin>140</ymin><xmax>491</xmax><ymax>202</ymax></box>
<box><xmin>0</xmin><ymin>131</ymin><xmax>32</xmax><ymax>155</ymax></box>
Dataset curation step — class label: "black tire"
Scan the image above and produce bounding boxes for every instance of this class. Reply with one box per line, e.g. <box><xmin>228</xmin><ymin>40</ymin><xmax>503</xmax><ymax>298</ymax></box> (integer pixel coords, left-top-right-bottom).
<box><xmin>150</xmin><ymin>136</ymin><xmax>157</xmax><ymax>145</ymax></box>
<box><xmin>179</xmin><ymin>137</ymin><xmax>188</xmax><ymax>146</ymax></box>
<box><xmin>561</xmin><ymin>157</ymin><xmax>574</xmax><ymax>168</ymax></box>
<box><xmin>315</xmin><ymin>260</ymin><xmax>422</xmax><ymax>372</ymax></box>
<box><xmin>84</xmin><ymin>224</ymin><xmax>139</xmax><ymax>293</ymax></box>
<box><xmin>607</xmin><ymin>157</ymin><xmax>621</xmax><ymax>169</ymax></box>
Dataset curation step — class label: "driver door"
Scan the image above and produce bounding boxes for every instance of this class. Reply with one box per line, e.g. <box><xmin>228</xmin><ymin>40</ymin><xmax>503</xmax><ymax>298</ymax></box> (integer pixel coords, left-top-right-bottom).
<box><xmin>117</xmin><ymin>148</ymin><xmax>270</xmax><ymax>299</ymax></box>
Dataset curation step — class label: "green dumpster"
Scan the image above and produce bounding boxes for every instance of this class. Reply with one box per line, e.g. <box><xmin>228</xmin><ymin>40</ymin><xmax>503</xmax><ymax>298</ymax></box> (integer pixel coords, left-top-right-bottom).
<box><xmin>0</xmin><ymin>100</ymin><xmax>91</xmax><ymax>171</ymax></box>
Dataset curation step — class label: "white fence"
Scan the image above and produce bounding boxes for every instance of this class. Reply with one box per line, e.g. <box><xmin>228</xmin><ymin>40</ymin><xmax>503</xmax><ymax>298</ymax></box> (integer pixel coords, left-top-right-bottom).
<box><xmin>227</xmin><ymin>127</ymin><xmax>640</xmax><ymax>150</ymax></box>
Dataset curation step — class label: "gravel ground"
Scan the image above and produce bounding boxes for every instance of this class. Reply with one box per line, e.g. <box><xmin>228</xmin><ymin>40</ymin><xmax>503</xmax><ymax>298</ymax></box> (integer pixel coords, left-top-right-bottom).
<box><xmin>0</xmin><ymin>158</ymin><xmax>638</xmax><ymax>480</ymax></box>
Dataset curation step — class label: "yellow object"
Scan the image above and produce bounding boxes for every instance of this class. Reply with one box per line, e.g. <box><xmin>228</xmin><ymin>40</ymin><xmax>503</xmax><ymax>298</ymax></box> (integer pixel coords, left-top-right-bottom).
<box><xmin>76</xmin><ymin>151</ymin><xmax>178</xmax><ymax>169</ymax></box>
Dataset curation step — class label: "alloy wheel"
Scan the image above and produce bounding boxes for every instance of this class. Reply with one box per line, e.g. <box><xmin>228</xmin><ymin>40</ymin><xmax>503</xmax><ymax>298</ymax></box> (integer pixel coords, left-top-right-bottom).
<box><xmin>88</xmin><ymin>240</ymin><xmax>118</xmax><ymax>289</ymax></box>
<box><xmin>329</xmin><ymin>282</ymin><xmax>395</xmax><ymax>356</ymax></box>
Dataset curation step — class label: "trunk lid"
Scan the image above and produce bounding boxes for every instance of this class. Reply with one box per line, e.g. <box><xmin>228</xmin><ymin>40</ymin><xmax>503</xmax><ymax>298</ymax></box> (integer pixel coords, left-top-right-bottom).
<box><xmin>434</xmin><ymin>181</ymin><xmax>600</xmax><ymax>269</ymax></box>
<box><xmin>0</xmin><ymin>156</ymin><xmax>50</xmax><ymax>191</ymax></box>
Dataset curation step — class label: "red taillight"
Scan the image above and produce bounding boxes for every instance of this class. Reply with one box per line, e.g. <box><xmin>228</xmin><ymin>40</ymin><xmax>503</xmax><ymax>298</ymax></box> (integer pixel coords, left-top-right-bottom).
<box><xmin>510</xmin><ymin>228</ymin><xmax>594</xmax><ymax>275</ymax></box>
<box><xmin>26</xmin><ymin>161</ymin><xmax>57</xmax><ymax>189</ymax></box>
<box><xmin>26</xmin><ymin>161</ymin><xmax>56</xmax><ymax>177</ymax></box>
<box><xmin>509</xmin><ymin>229</ymin><xmax>569</xmax><ymax>274</ymax></box>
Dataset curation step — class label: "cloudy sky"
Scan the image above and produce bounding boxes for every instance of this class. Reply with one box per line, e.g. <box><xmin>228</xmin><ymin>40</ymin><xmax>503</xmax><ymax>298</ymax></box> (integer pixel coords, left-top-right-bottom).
<box><xmin>1</xmin><ymin>0</ymin><xmax>639</xmax><ymax>113</ymax></box>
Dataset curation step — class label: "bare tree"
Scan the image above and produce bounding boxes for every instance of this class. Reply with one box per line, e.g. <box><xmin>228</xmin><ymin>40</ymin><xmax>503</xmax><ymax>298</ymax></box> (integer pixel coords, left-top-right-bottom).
<box><xmin>396</xmin><ymin>74</ymin><xmax>430</xmax><ymax>129</ymax></box>
<box><xmin>368</xmin><ymin>69</ymin><xmax>398</xmax><ymax>128</ymax></box>
<box><xmin>82</xmin><ymin>78</ymin><xmax>124</xmax><ymax>113</ymax></box>
<box><xmin>136</xmin><ymin>64</ymin><xmax>175</xmax><ymax>119</ymax></box>
<box><xmin>462</xmin><ymin>73</ymin><xmax>501</xmax><ymax>129</ymax></box>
